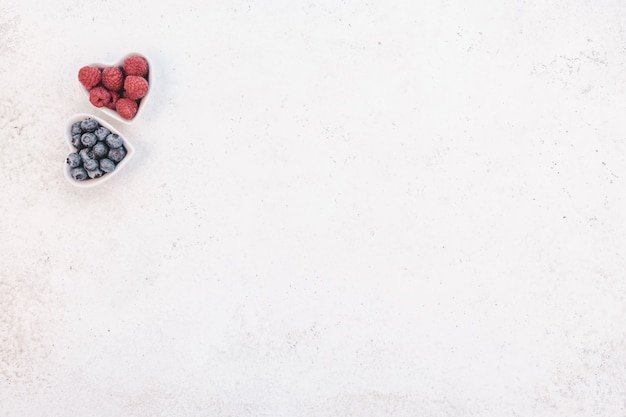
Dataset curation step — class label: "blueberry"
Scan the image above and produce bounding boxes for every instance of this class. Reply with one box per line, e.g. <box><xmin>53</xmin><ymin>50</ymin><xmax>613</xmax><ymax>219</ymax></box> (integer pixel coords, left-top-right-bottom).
<box><xmin>71</xmin><ymin>121</ymin><xmax>82</xmax><ymax>135</ymax></box>
<box><xmin>79</xmin><ymin>148</ymin><xmax>94</xmax><ymax>161</ymax></box>
<box><xmin>83</xmin><ymin>158</ymin><xmax>98</xmax><ymax>171</ymax></box>
<box><xmin>87</xmin><ymin>168</ymin><xmax>103</xmax><ymax>179</ymax></box>
<box><xmin>92</xmin><ymin>142</ymin><xmax>109</xmax><ymax>159</ymax></box>
<box><xmin>108</xmin><ymin>146</ymin><xmax>126</xmax><ymax>163</ymax></box>
<box><xmin>70</xmin><ymin>167</ymin><xmax>88</xmax><ymax>181</ymax></box>
<box><xmin>66</xmin><ymin>153</ymin><xmax>81</xmax><ymax>168</ymax></box>
<box><xmin>71</xmin><ymin>133</ymin><xmax>84</xmax><ymax>150</ymax></box>
<box><xmin>94</xmin><ymin>126</ymin><xmax>111</xmax><ymax>141</ymax></box>
<box><xmin>81</xmin><ymin>132</ymin><xmax>97</xmax><ymax>147</ymax></box>
<box><xmin>99</xmin><ymin>158</ymin><xmax>116</xmax><ymax>172</ymax></box>
<box><xmin>105</xmin><ymin>133</ymin><xmax>123</xmax><ymax>149</ymax></box>
<box><xmin>80</xmin><ymin>118</ymin><xmax>99</xmax><ymax>132</ymax></box>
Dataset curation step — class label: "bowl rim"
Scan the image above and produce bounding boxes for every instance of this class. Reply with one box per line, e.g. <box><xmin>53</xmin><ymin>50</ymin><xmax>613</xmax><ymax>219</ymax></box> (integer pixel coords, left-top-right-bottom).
<box><xmin>78</xmin><ymin>52</ymin><xmax>152</xmax><ymax>125</ymax></box>
<box><xmin>64</xmin><ymin>113</ymin><xmax>135</xmax><ymax>188</ymax></box>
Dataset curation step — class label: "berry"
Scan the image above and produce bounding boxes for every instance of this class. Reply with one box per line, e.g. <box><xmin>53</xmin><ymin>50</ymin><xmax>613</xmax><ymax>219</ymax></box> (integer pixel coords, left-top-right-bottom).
<box><xmin>99</xmin><ymin>158</ymin><xmax>116</xmax><ymax>172</ymax></box>
<box><xmin>123</xmin><ymin>55</ymin><xmax>148</xmax><ymax>77</ymax></box>
<box><xmin>78</xmin><ymin>66</ymin><xmax>101</xmax><ymax>90</ymax></box>
<box><xmin>81</xmin><ymin>132</ymin><xmax>97</xmax><ymax>147</ymax></box>
<box><xmin>123</xmin><ymin>75</ymin><xmax>149</xmax><ymax>100</ymax></box>
<box><xmin>80</xmin><ymin>118</ymin><xmax>99</xmax><ymax>132</ymax></box>
<box><xmin>79</xmin><ymin>148</ymin><xmax>94</xmax><ymax>161</ymax></box>
<box><xmin>70</xmin><ymin>167</ymin><xmax>88</xmax><ymax>181</ymax></box>
<box><xmin>83</xmin><ymin>158</ymin><xmax>98</xmax><ymax>171</ymax></box>
<box><xmin>92</xmin><ymin>142</ymin><xmax>109</xmax><ymax>159</ymax></box>
<box><xmin>94</xmin><ymin>126</ymin><xmax>111</xmax><ymax>141</ymax></box>
<box><xmin>71</xmin><ymin>122</ymin><xmax>82</xmax><ymax>136</ymax></box>
<box><xmin>115</xmin><ymin>98</ymin><xmax>138</xmax><ymax>119</ymax></box>
<box><xmin>108</xmin><ymin>146</ymin><xmax>127</xmax><ymax>163</ymax></box>
<box><xmin>105</xmin><ymin>133</ymin><xmax>123</xmax><ymax>149</ymax></box>
<box><xmin>71</xmin><ymin>133</ymin><xmax>84</xmax><ymax>150</ymax></box>
<box><xmin>87</xmin><ymin>168</ymin><xmax>103</xmax><ymax>179</ymax></box>
<box><xmin>66</xmin><ymin>153</ymin><xmax>81</xmax><ymax>168</ymax></box>
<box><xmin>102</xmin><ymin>67</ymin><xmax>123</xmax><ymax>91</ymax></box>
<box><xmin>89</xmin><ymin>86</ymin><xmax>111</xmax><ymax>108</ymax></box>
<box><xmin>105</xmin><ymin>90</ymin><xmax>120</xmax><ymax>110</ymax></box>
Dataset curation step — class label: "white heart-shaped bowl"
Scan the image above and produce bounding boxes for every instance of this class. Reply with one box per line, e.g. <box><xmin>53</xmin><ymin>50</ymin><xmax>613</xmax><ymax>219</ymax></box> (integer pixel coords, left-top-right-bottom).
<box><xmin>78</xmin><ymin>52</ymin><xmax>152</xmax><ymax>124</ymax></box>
<box><xmin>64</xmin><ymin>113</ymin><xmax>135</xmax><ymax>188</ymax></box>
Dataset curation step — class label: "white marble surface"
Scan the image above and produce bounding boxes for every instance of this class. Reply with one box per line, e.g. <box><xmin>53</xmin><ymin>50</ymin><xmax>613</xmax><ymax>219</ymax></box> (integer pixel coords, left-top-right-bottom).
<box><xmin>2</xmin><ymin>1</ymin><xmax>626</xmax><ymax>415</ymax></box>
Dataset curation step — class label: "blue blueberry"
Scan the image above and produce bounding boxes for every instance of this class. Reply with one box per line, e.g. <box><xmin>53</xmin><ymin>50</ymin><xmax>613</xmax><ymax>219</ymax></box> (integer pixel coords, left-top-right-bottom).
<box><xmin>79</xmin><ymin>148</ymin><xmax>94</xmax><ymax>161</ymax></box>
<box><xmin>108</xmin><ymin>146</ymin><xmax>126</xmax><ymax>163</ymax></box>
<box><xmin>99</xmin><ymin>158</ymin><xmax>116</xmax><ymax>172</ymax></box>
<box><xmin>81</xmin><ymin>132</ymin><xmax>97</xmax><ymax>147</ymax></box>
<box><xmin>87</xmin><ymin>168</ymin><xmax>103</xmax><ymax>179</ymax></box>
<box><xmin>105</xmin><ymin>133</ymin><xmax>123</xmax><ymax>149</ymax></box>
<box><xmin>80</xmin><ymin>118</ymin><xmax>99</xmax><ymax>132</ymax></box>
<box><xmin>92</xmin><ymin>142</ymin><xmax>109</xmax><ymax>159</ymax></box>
<box><xmin>70</xmin><ymin>167</ymin><xmax>88</xmax><ymax>181</ymax></box>
<box><xmin>66</xmin><ymin>153</ymin><xmax>81</xmax><ymax>168</ymax></box>
<box><xmin>71</xmin><ymin>133</ymin><xmax>84</xmax><ymax>150</ymax></box>
<box><xmin>94</xmin><ymin>126</ymin><xmax>111</xmax><ymax>141</ymax></box>
<box><xmin>83</xmin><ymin>158</ymin><xmax>98</xmax><ymax>171</ymax></box>
<box><xmin>71</xmin><ymin>122</ymin><xmax>82</xmax><ymax>135</ymax></box>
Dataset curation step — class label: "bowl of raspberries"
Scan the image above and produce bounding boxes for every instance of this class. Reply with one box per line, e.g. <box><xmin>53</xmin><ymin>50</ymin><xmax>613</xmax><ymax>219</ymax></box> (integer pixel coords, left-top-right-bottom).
<box><xmin>78</xmin><ymin>53</ymin><xmax>151</xmax><ymax>123</ymax></box>
<box><xmin>64</xmin><ymin>114</ymin><xmax>135</xmax><ymax>187</ymax></box>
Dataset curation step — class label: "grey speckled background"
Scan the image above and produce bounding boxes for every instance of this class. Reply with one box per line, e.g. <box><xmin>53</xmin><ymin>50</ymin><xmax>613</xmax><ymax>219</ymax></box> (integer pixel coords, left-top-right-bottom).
<box><xmin>2</xmin><ymin>0</ymin><xmax>626</xmax><ymax>416</ymax></box>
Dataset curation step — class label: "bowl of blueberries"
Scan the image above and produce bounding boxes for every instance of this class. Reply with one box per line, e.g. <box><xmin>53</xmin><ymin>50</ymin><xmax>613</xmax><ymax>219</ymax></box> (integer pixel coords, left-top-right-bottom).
<box><xmin>64</xmin><ymin>113</ymin><xmax>134</xmax><ymax>188</ymax></box>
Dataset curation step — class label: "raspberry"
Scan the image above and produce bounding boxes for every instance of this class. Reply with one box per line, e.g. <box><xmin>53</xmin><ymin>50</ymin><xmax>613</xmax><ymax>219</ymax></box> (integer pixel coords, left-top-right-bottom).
<box><xmin>105</xmin><ymin>90</ymin><xmax>120</xmax><ymax>110</ymax></box>
<box><xmin>123</xmin><ymin>75</ymin><xmax>149</xmax><ymax>100</ymax></box>
<box><xmin>89</xmin><ymin>86</ymin><xmax>111</xmax><ymax>108</ymax></box>
<box><xmin>116</xmin><ymin>98</ymin><xmax>138</xmax><ymax>119</ymax></box>
<box><xmin>102</xmin><ymin>67</ymin><xmax>123</xmax><ymax>91</ymax></box>
<box><xmin>123</xmin><ymin>55</ymin><xmax>149</xmax><ymax>77</ymax></box>
<box><xmin>78</xmin><ymin>66</ymin><xmax>101</xmax><ymax>90</ymax></box>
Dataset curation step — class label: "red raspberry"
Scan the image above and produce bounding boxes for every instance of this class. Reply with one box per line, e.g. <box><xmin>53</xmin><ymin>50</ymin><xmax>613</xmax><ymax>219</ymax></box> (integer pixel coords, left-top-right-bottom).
<box><xmin>102</xmin><ymin>67</ymin><xmax>123</xmax><ymax>91</ymax></box>
<box><xmin>105</xmin><ymin>90</ymin><xmax>120</xmax><ymax>110</ymax></box>
<box><xmin>116</xmin><ymin>98</ymin><xmax>138</xmax><ymax>119</ymax></box>
<box><xmin>89</xmin><ymin>86</ymin><xmax>111</xmax><ymax>108</ymax></box>
<box><xmin>78</xmin><ymin>66</ymin><xmax>101</xmax><ymax>90</ymax></box>
<box><xmin>123</xmin><ymin>75</ymin><xmax>149</xmax><ymax>100</ymax></box>
<box><xmin>123</xmin><ymin>55</ymin><xmax>149</xmax><ymax>77</ymax></box>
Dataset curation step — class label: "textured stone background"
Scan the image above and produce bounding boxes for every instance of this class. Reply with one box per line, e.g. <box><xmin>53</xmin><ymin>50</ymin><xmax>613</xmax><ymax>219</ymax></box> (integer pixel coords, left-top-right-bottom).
<box><xmin>1</xmin><ymin>0</ymin><xmax>626</xmax><ymax>416</ymax></box>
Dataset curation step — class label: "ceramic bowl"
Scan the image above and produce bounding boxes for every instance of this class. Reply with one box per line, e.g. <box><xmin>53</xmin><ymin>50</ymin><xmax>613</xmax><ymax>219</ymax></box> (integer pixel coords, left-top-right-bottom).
<box><xmin>64</xmin><ymin>113</ymin><xmax>135</xmax><ymax>188</ymax></box>
<box><xmin>78</xmin><ymin>52</ymin><xmax>152</xmax><ymax>124</ymax></box>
